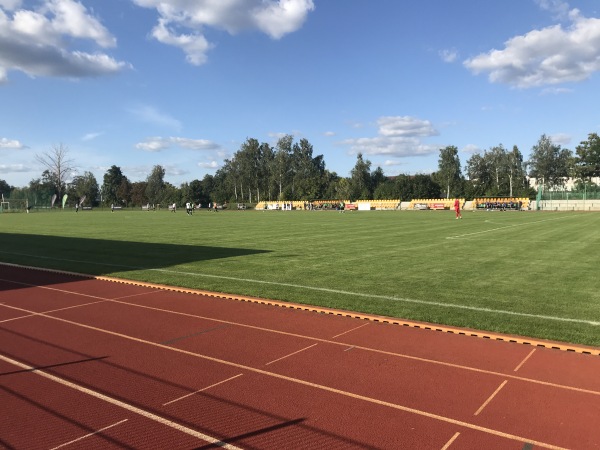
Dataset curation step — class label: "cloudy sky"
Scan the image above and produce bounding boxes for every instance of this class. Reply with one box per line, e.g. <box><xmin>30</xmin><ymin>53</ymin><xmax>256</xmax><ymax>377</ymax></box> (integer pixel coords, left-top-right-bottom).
<box><xmin>1</xmin><ymin>0</ymin><xmax>599</xmax><ymax>188</ymax></box>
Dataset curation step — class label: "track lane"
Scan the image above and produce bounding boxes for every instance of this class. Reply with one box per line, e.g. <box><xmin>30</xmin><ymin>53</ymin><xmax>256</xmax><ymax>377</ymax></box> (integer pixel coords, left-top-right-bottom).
<box><xmin>1</xmin><ymin>264</ymin><xmax>598</xmax><ymax>449</ymax></box>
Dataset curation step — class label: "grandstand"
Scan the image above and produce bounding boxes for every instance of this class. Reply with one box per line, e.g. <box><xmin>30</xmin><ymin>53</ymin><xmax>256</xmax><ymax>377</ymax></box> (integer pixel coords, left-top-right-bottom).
<box><xmin>407</xmin><ymin>198</ymin><xmax>465</xmax><ymax>210</ymax></box>
<box><xmin>472</xmin><ymin>197</ymin><xmax>530</xmax><ymax>211</ymax></box>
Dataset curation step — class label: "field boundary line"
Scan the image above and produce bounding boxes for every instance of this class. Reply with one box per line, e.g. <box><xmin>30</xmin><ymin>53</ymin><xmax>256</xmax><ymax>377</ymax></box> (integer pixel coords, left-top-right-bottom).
<box><xmin>1</xmin><ymin>262</ymin><xmax>599</xmax><ymax>356</ymax></box>
<box><xmin>1</xmin><ymin>257</ymin><xmax>598</xmax><ymax>328</ymax></box>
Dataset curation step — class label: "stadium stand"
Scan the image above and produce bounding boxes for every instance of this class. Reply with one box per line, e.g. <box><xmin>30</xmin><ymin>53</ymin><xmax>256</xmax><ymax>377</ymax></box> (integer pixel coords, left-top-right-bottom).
<box><xmin>408</xmin><ymin>199</ymin><xmax>465</xmax><ymax>210</ymax></box>
<box><xmin>473</xmin><ymin>197</ymin><xmax>529</xmax><ymax>210</ymax></box>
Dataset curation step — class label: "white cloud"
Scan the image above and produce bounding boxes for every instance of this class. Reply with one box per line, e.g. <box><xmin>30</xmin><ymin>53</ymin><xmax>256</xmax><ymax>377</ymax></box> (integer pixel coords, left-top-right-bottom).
<box><xmin>0</xmin><ymin>0</ymin><xmax>130</xmax><ymax>81</ymax></box>
<box><xmin>462</xmin><ymin>144</ymin><xmax>481</xmax><ymax>154</ymax></box>
<box><xmin>0</xmin><ymin>1</ymin><xmax>21</xmax><ymax>10</ymax></box>
<box><xmin>549</xmin><ymin>133</ymin><xmax>571</xmax><ymax>145</ymax></box>
<box><xmin>377</xmin><ymin>116</ymin><xmax>438</xmax><ymax>138</ymax></box>
<box><xmin>82</xmin><ymin>132</ymin><xmax>103</xmax><ymax>141</ymax></box>
<box><xmin>197</xmin><ymin>161</ymin><xmax>218</xmax><ymax>169</ymax></box>
<box><xmin>0</xmin><ymin>137</ymin><xmax>25</xmax><ymax>148</ymax></box>
<box><xmin>323</xmin><ymin>131</ymin><xmax>335</xmax><ymax>137</ymax></box>
<box><xmin>341</xmin><ymin>116</ymin><xmax>439</xmax><ymax>158</ymax></box>
<box><xmin>439</xmin><ymin>48</ymin><xmax>458</xmax><ymax>63</ymax></box>
<box><xmin>136</xmin><ymin>136</ymin><xmax>221</xmax><ymax>152</ymax></box>
<box><xmin>128</xmin><ymin>105</ymin><xmax>182</xmax><ymax>130</ymax></box>
<box><xmin>535</xmin><ymin>0</ymin><xmax>570</xmax><ymax>19</ymax></box>
<box><xmin>464</xmin><ymin>9</ymin><xmax>600</xmax><ymax>88</ymax></box>
<box><xmin>131</xmin><ymin>0</ymin><xmax>315</xmax><ymax>65</ymax></box>
<box><xmin>0</xmin><ymin>163</ymin><xmax>29</xmax><ymax>173</ymax></box>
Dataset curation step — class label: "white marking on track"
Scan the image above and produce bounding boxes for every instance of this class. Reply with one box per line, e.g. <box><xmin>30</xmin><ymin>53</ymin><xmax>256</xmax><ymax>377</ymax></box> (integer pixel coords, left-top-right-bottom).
<box><xmin>49</xmin><ymin>419</ymin><xmax>128</xmax><ymax>450</ymax></box>
<box><xmin>514</xmin><ymin>349</ymin><xmax>537</xmax><ymax>372</ymax></box>
<box><xmin>474</xmin><ymin>380</ymin><xmax>508</xmax><ymax>416</ymax></box>
<box><xmin>0</xmin><ymin>355</ymin><xmax>243</xmax><ymax>450</ymax></box>
<box><xmin>163</xmin><ymin>374</ymin><xmax>244</xmax><ymax>406</ymax></box>
<box><xmin>265</xmin><ymin>343</ymin><xmax>318</xmax><ymax>366</ymax></box>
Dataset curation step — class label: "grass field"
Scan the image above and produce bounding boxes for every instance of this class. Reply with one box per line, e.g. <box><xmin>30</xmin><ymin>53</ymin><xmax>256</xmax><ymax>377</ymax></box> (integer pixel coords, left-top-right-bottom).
<box><xmin>1</xmin><ymin>207</ymin><xmax>599</xmax><ymax>347</ymax></box>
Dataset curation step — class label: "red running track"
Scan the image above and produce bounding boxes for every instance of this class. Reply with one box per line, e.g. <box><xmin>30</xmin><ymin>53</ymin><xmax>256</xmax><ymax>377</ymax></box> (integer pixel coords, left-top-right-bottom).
<box><xmin>0</xmin><ymin>264</ymin><xmax>599</xmax><ymax>449</ymax></box>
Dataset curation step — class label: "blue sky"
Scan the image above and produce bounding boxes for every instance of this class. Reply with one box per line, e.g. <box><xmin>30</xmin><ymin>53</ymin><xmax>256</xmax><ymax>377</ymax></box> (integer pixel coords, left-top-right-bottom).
<box><xmin>1</xmin><ymin>0</ymin><xmax>599</xmax><ymax>188</ymax></box>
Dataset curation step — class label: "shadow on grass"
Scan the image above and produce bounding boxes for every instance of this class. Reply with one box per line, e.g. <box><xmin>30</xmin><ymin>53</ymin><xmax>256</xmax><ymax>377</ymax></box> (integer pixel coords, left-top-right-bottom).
<box><xmin>0</xmin><ymin>232</ymin><xmax>270</xmax><ymax>291</ymax></box>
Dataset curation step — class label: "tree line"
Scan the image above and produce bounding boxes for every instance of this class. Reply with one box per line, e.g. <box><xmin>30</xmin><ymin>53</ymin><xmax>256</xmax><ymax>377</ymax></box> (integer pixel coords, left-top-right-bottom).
<box><xmin>1</xmin><ymin>133</ymin><xmax>599</xmax><ymax>208</ymax></box>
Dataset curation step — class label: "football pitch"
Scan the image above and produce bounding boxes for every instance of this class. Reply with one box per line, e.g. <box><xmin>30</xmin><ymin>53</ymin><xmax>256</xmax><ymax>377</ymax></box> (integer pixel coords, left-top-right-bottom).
<box><xmin>1</xmin><ymin>208</ymin><xmax>599</xmax><ymax>347</ymax></box>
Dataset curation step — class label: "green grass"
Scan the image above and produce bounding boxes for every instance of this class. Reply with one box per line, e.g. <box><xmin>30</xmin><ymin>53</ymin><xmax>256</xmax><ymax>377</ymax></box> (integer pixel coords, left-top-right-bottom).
<box><xmin>1</xmin><ymin>208</ymin><xmax>599</xmax><ymax>346</ymax></box>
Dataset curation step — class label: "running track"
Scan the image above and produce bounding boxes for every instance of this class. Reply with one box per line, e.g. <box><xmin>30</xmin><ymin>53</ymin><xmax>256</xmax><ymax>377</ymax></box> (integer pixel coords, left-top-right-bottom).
<box><xmin>1</xmin><ymin>263</ymin><xmax>599</xmax><ymax>449</ymax></box>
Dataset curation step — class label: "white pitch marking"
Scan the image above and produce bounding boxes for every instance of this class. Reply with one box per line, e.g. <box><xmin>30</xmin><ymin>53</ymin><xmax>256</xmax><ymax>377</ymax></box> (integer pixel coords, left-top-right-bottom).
<box><xmin>1</xmin><ymin>250</ymin><xmax>598</xmax><ymax>327</ymax></box>
<box><xmin>447</xmin><ymin>215</ymin><xmax>571</xmax><ymax>240</ymax></box>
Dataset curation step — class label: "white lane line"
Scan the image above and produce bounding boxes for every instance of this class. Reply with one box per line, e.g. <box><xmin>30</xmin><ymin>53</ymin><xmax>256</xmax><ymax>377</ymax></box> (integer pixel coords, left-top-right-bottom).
<box><xmin>440</xmin><ymin>432</ymin><xmax>460</xmax><ymax>450</ymax></box>
<box><xmin>0</xmin><ymin>300</ymin><xmax>107</xmax><ymax>324</ymax></box>
<box><xmin>163</xmin><ymin>374</ymin><xmax>244</xmax><ymax>406</ymax></box>
<box><xmin>0</xmin><ymin>355</ymin><xmax>243</xmax><ymax>450</ymax></box>
<box><xmin>514</xmin><ymin>349</ymin><xmax>537</xmax><ymax>372</ymax></box>
<box><xmin>0</xmin><ymin>309</ymin><xmax>569</xmax><ymax>449</ymax></box>
<box><xmin>49</xmin><ymin>419</ymin><xmax>128</xmax><ymax>450</ymax></box>
<box><xmin>265</xmin><ymin>343</ymin><xmax>318</xmax><ymax>366</ymax></box>
<box><xmin>3</xmin><ymin>295</ymin><xmax>600</xmax><ymax>397</ymax></box>
<box><xmin>474</xmin><ymin>380</ymin><xmax>508</xmax><ymax>416</ymax></box>
<box><xmin>331</xmin><ymin>322</ymin><xmax>370</xmax><ymax>339</ymax></box>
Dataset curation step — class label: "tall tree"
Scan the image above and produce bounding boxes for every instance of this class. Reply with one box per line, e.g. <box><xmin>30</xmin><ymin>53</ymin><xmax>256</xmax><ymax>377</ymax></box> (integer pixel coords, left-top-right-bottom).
<box><xmin>102</xmin><ymin>165</ymin><xmax>127</xmax><ymax>205</ymax></box>
<box><xmin>575</xmin><ymin>132</ymin><xmax>600</xmax><ymax>181</ymax></box>
<box><xmin>507</xmin><ymin>145</ymin><xmax>527</xmax><ymax>197</ymax></box>
<box><xmin>145</xmin><ymin>165</ymin><xmax>166</xmax><ymax>205</ymax></box>
<box><xmin>291</xmin><ymin>138</ymin><xmax>326</xmax><ymax>200</ymax></box>
<box><xmin>349</xmin><ymin>153</ymin><xmax>372</xmax><ymax>200</ymax></box>
<box><xmin>69</xmin><ymin>171</ymin><xmax>99</xmax><ymax>206</ymax></box>
<box><xmin>272</xmin><ymin>135</ymin><xmax>293</xmax><ymax>200</ymax></box>
<box><xmin>465</xmin><ymin>152</ymin><xmax>491</xmax><ymax>197</ymax></box>
<box><xmin>35</xmin><ymin>143</ymin><xmax>75</xmax><ymax>201</ymax></box>
<box><xmin>0</xmin><ymin>179</ymin><xmax>11</xmax><ymax>197</ymax></box>
<box><xmin>130</xmin><ymin>181</ymin><xmax>147</xmax><ymax>206</ymax></box>
<box><xmin>528</xmin><ymin>134</ymin><xmax>572</xmax><ymax>189</ymax></box>
<box><xmin>436</xmin><ymin>145</ymin><xmax>462</xmax><ymax>198</ymax></box>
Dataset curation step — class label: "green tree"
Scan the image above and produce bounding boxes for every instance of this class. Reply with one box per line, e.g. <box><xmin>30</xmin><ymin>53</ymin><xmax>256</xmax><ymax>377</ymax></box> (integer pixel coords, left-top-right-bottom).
<box><xmin>528</xmin><ymin>134</ymin><xmax>572</xmax><ymax>189</ymax></box>
<box><xmin>291</xmin><ymin>138</ymin><xmax>326</xmax><ymax>200</ymax></box>
<box><xmin>436</xmin><ymin>146</ymin><xmax>462</xmax><ymax>198</ymax></box>
<box><xmin>145</xmin><ymin>165</ymin><xmax>166</xmax><ymax>205</ymax></box>
<box><xmin>272</xmin><ymin>135</ymin><xmax>293</xmax><ymax>200</ymax></box>
<box><xmin>575</xmin><ymin>132</ymin><xmax>600</xmax><ymax>182</ymax></box>
<box><xmin>465</xmin><ymin>152</ymin><xmax>491</xmax><ymax>197</ymax></box>
<box><xmin>69</xmin><ymin>171</ymin><xmax>100</xmax><ymax>206</ymax></box>
<box><xmin>102</xmin><ymin>165</ymin><xmax>127</xmax><ymax>205</ymax></box>
<box><xmin>507</xmin><ymin>145</ymin><xmax>527</xmax><ymax>197</ymax></box>
<box><xmin>130</xmin><ymin>181</ymin><xmax>147</xmax><ymax>207</ymax></box>
<box><xmin>349</xmin><ymin>153</ymin><xmax>372</xmax><ymax>200</ymax></box>
<box><xmin>117</xmin><ymin>178</ymin><xmax>132</xmax><ymax>207</ymax></box>
<box><xmin>0</xmin><ymin>179</ymin><xmax>11</xmax><ymax>198</ymax></box>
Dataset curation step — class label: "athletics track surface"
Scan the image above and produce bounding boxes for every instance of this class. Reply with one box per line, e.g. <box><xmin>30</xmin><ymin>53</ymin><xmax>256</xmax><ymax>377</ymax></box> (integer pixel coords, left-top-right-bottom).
<box><xmin>0</xmin><ymin>263</ymin><xmax>599</xmax><ymax>450</ymax></box>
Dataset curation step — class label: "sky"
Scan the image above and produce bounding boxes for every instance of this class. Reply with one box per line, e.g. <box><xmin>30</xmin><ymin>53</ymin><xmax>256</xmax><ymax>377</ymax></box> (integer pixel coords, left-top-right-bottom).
<box><xmin>1</xmin><ymin>0</ymin><xmax>600</xmax><ymax>189</ymax></box>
